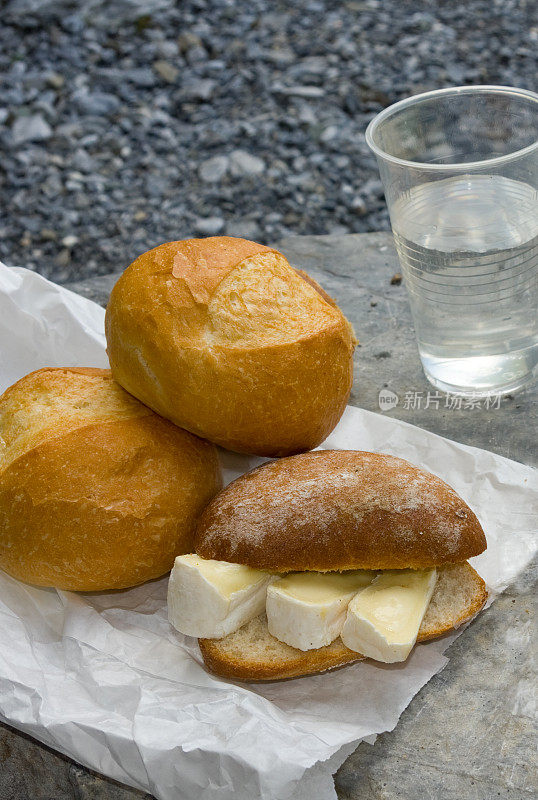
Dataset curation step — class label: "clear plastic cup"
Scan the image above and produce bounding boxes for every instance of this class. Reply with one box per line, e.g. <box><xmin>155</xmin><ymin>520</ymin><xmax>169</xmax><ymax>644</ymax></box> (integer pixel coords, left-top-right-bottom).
<box><xmin>366</xmin><ymin>85</ymin><xmax>538</xmax><ymax>397</ymax></box>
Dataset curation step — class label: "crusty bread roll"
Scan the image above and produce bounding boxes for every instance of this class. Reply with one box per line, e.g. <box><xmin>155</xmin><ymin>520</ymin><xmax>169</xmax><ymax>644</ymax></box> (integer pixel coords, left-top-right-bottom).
<box><xmin>195</xmin><ymin>450</ymin><xmax>487</xmax><ymax>571</ymax></box>
<box><xmin>0</xmin><ymin>368</ymin><xmax>222</xmax><ymax>591</ymax></box>
<box><xmin>199</xmin><ymin>563</ymin><xmax>487</xmax><ymax>681</ymax></box>
<box><xmin>105</xmin><ymin>237</ymin><xmax>356</xmax><ymax>456</ymax></box>
<box><xmin>193</xmin><ymin>450</ymin><xmax>487</xmax><ymax>681</ymax></box>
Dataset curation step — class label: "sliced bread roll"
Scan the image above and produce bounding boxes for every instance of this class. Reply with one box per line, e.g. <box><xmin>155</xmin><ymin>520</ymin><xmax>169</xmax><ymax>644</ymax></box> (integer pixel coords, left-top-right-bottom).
<box><xmin>193</xmin><ymin>450</ymin><xmax>488</xmax><ymax>680</ymax></box>
<box><xmin>199</xmin><ymin>562</ymin><xmax>487</xmax><ymax>681</ymax></box>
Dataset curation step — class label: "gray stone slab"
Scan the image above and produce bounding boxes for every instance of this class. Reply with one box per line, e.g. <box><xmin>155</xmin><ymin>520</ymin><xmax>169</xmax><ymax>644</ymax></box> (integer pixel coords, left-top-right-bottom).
<box><xmin>66</xmin><ymin>271</ymin><xmax>124</xmax><ymax>308</ymax></box>
<box><xmin>0</xmin><ymin>724</ymin><xmax>150</xmax><ymax>800</ymax></box>
<box><xmin>1</xmin><ymin>233</ymin><xmax>536</xmax><ymax>800</ymax></box>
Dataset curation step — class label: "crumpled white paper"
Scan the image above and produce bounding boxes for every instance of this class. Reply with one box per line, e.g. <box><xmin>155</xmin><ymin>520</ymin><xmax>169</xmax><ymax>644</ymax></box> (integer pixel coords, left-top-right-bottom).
<box><xmin>0</xmin><ymin>261</ymin><xmax>536</xmax><ymax>800</ymax></box>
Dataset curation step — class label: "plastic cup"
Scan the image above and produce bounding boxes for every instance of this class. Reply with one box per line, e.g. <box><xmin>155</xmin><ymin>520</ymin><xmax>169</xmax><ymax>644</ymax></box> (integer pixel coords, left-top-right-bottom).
<box><xmin>366</xmin><ymin>85</ymin><xmax>538</xmax><ymax>397</ymax></box>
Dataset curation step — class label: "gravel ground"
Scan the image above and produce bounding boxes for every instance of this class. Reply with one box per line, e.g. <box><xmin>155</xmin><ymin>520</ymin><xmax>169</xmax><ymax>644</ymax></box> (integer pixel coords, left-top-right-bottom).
<box><xmin>1</xmin><ymin>0</ymin><xmax>537</xmax><ymax>283</ymax></box>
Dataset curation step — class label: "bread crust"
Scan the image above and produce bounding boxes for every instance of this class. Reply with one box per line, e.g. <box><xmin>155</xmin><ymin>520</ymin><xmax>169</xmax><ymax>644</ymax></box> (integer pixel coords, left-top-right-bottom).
<box><xmin>0</xmin><ymin>367</ymin><xmax>151</xmax><ymax>470</ymax></box>
<box><xmin>199</xmin><ymin>562</ymin><xmax>488</xmax><ymax>681</ymax></box>
<box><xmin>0</xmin><ymin>368</ymin><xmax>222</xmax><ymax>590</ymax></box>
<box><xmin>293</xmin><ymin>268</ymin><xmax>338</xmax><ymax>307</ymax></box>
<box><xmin>195</xmin><ymin>450</ymin><xmax>487</xmax><ymax>571</ymax></box>
<box><xmin>105</xmin><ymin>237</ymin><xmax>356</xmax><ymax>456</ymax></box>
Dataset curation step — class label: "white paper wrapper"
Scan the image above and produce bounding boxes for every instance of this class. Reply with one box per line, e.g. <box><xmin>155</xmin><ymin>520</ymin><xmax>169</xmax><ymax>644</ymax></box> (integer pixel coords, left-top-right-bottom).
<box><xmin>0</xmin><ymin>261</ymin><xmax>536</xmax><ymax>800</ymax></box>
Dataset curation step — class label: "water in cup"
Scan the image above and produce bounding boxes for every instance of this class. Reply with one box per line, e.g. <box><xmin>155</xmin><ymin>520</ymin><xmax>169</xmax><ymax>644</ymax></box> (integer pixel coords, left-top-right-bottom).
<box><xmin>391</xmin><ymin>174</ymin><xmax>538</xmax><ymax>396</ymax></box>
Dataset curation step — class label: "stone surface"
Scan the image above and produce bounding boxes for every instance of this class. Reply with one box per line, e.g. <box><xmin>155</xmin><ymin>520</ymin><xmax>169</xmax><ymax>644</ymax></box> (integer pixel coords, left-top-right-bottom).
<box><xmin>1</xmin><ymin>0</ymin><xmax>536</xmax><ymax>282</ymax></box>
<box><xmin>0</xmin><ymin>232</ymin><xmax>536</xmax><ymax>799</ymax></box>
<box><xmin>335</xmin><ymin>569</ymin><xmax>537</xmax><ymax>800</ymax></box>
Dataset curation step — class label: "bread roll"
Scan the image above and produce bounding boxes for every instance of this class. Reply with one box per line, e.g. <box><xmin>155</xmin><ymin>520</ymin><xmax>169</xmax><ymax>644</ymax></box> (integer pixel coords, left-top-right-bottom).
<box><xmin>195</xmin><ymin>450</ymin><xmax>487</xmax><ymax>571</ymax></box>
<box><xmin>104</xmin><ymin>237</ymin><xmax>356</xmax><ymax>456</ymax></box>
<box><xmin>0</xmin><ymin>368</ymin><xmax>222</xmax><ymax>590</ymax></box>
<box><xmin>199</xmin><ymin>562</ymin><xmax>487</xmax><ymax>680</ymax></box>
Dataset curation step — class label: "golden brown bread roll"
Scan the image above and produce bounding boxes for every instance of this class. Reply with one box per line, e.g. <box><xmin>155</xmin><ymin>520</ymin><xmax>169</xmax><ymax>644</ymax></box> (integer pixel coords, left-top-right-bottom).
<box><xmin>0</xmin><ymin>367</ymin><xmax>222</xmax><ymax>590</ymax></box>
<box><xmin>195</xmin><ymin>450</ymin><xmax>487</xmax><ymax>571</ymax></box>
<box><xmin>104</xmin><ymin>237</ymin><xmax>356</xmax><ymax>456</ymax></box>
<box><xmin>192</xmin><ymin>450</ymin><xmax>487</xmax><ymax>681</ymax></box>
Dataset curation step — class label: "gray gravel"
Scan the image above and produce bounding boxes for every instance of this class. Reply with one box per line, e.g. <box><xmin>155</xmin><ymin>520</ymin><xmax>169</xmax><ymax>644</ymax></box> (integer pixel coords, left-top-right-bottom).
<box><xmin>1</xmin><ymin>0</ymin><xmax>537</xmax><ymax>283</ymax></box>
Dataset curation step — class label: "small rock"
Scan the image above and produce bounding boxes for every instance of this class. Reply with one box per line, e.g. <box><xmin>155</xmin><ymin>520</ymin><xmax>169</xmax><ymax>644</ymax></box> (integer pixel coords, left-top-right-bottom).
<box><xmin>46</xmin><ymin>72</ymin><xmax>65</xmax><ymax>90</ymax></box>
<box><xmin>177</xmin><ymin>32</ymin><xmax>203</xmax><ymax>54</ymax></box>
<box><xmin>73</xmin><ymin>91</ymin><xmax>121</xmax><ymax>115</ymax></box>
<box><xmin>291</xmin><ymin>56</ymin><xmax>328</xmax><ymax>76</ymax></box>
<box><xmin>226</xmin><ymin>220</ymin><xmax>260</xmax><ymax>240</ymax></box>
<box><xmin>265</xmin><ymin>48</ymin><xmax>296</xmax><ymax>66</ymax></box>
<box><xmin>229</xmin><ymin>150</ymin><xmax>265</xmax><ymax>178</ymax></box>
<box><xmin>320</xmin><ymin>125</ymin><xmax>338</xmax><ymax>143</ymax></box>
<box><xmin>287</xmin><ymin>172</ymin><xmax>313</xmax><ymax>188</ymax></box>
<box><xmin>185</xmin><ymin>45</ymin><xmax>207</xmax><ymax>64</ymax></box>
<box><xmin>157</xmin><ymin>40</ymin><xmax>180</xmax><ymax>59</ymax></box>
<box><xmin>61</xmin><ymin>13</ymin><xmax>84</xmax><ymax>34</ymax></box>
<box><xmin>62</xmin><ymin>235</ymin><xmax>79</xmax><ymax>248</ymax></box>
<box><xmin>71</xmin><ymin>149</ymin><xmax>96</xmax><ymax>173</ymax></box>
<box><xmin>199</xmin><ymin>155</ymin><xmax>229</xmax><ymax>183</ymax></box>
<box><xmin>278</xmin><ymin>85</ymin><xmax>325</xmax><ymax>98</ymax></box>
<box><xmin>33</xmin><ymin>91</ymin><xmax>56</xmax><ymax>119</ymax></box>
<box><xmin>360</xmin><ymin>178</ymin><xmax>384</xmax><ymax>197</ymax></box>
<box><xmin>296</xmin><ymin>103</ymin><xmax>317</xmax><ymax>125</ymax></box>
<box><xmin>40</xmin><ymin>228</ymin><xmax>58</xmax><ymax>241</ymax></box>
<box><xmin>12</xmin><ymin>114</ymin><xmax>52</xmax><ymax>145</ymax></box>
<box><xmin>41</xmin><ymin>174</ymin><xmax>62</xmax><ymax>198</ymax></box>
<box><xmin>74</xmin><ymin>194</ymin><xmax>90</xmax><ymax>209</ymax></box>
<box><xmin>153</xmin><ymin>60</ymin><xmax>179</xmax><ymax>83</ymax></box>
<box><xmin>145</xmin><ymin>174</ymin><xmax>170</xmax><ymax>198</ymax></box>
<box><xmin>56</xmin><ymin>248</ymin><xmax>71</xmax><ymax>267</ymax></box>
<box><xmin>182</xmin><ymin>79</ymin><xmax>216</xmax><ymax>101</ymax></box>
<box><xmin>351</xmin><ymin>197</ymin><xmax>367</xmax><ymax>215</ymax></box>
<box><xmin>195</xmin><ymin>216</ymin><xmax>225</xmax><ymax>236</ymax></box>
<box><xmin>17</xmin><ymin>217</ymin><xmax>41</xmax><ymax>234</ymax></box>
<box><xmin>125</xmin><ymin>68</ymin><xmax>157</xmax><ymax>88</ymax></box>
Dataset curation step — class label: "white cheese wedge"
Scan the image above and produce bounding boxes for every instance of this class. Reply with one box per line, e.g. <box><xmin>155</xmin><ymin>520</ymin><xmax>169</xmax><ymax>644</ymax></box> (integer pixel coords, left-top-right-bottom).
<box><xmin>266</xmin><ymin>570</ymin><xmax>376</xmax><ymax>651</ymax></box>
<box><xmin>340</xmin><ymin>568</ymin><xmax>437</xmax><ymax>663</ymax></box>
<box><xmin>167</xmin><ymin>554</ymin><xmax>275</xmax><ymax>639</ymax></box>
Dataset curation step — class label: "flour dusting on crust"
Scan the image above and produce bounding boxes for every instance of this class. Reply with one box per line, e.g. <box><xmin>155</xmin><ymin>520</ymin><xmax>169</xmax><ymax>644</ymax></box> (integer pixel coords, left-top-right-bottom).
<box><xmin>195</xmin><ymin>450</ymin><xmax>486</xmax><ymax>571</ymax></box>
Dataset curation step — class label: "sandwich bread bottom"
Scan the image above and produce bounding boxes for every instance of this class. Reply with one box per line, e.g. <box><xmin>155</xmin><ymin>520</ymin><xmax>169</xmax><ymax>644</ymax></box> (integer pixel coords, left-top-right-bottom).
<box><xmin>199</xmin><ymin>562</ymin><xmax>487</xmax><ymax>681</ymax></box>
